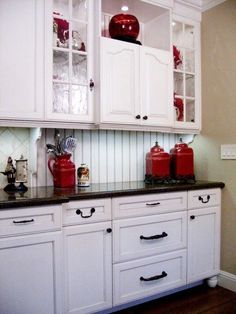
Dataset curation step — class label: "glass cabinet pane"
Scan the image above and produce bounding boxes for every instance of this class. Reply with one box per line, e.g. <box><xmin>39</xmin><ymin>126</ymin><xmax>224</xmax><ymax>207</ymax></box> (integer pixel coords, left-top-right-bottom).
<box><xmin>186</xmin><ymin>74</ymin><xmax>195</xmax><ymax>97</ymax></box>
<box><xmin>72</xmin><ymin>54</ymin><xmax>87</xmax><ymax>84</ymax></box>
<box><xmin>185</xmin><ymin>49</ymin><xmax>194</xmax><ymax>73</ymax></box>
<box><xmin>71</xmin><ymin>21</ymin><xmax>87</xmax><ymax>51</ymax></box>
<box><xmin>184</xmin><ymin>24</ymin><xmax>194</xmax><ymax>49</ymax></box>
<box><xmin>53</xmin><ymin>83</ymin><xmax>69</xmax><ymax>113</ymax></box>
<box><xmin>53</xmin><ymin>0</ymin><xmax>69</xmax><ymax>18</ymax></box>
<box><xmin>71</xmin><ymin>85</ymin><xmax>87</xmax><ymax>114</ymax></box>
<box><xmin>172</xmin><ymin>21</ymin><xmax>183</xmax><ymax>46</ymax></box>
<box><xmin>186</xmin><ymin>99</ymin><xmax>195</xmax><ymax>122</ymax></box>
<box><xmin>174</xmin><ymin>72</ymin><xmax>184</xmax><ymax>96</ymax></box>
<box><xmin>53</xmin><ymin>51</ymin><xmax>69</xmax><ymax>81</ymax></box>
<box><xmin>72</xmin><ymin>0</ymin><xmax>87</xmax><ymax>21</ymax></box>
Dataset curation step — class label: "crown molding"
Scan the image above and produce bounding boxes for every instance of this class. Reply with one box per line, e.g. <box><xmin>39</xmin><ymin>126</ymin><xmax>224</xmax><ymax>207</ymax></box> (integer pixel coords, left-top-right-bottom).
<box><xmin>176</xmin><ymin>0</ymin><xmax>226</xmax><ymax>12</ymax></box>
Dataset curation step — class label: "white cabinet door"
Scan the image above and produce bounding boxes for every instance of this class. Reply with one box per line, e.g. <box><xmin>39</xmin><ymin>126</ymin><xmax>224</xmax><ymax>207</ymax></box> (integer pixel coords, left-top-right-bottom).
<box><xmin>0</xmin><ymin>232</ymin><xmax>63</xmax><ymax>314</ymax></box>
<box><xmin>0</xmin><ymin>0</ymin><xmax>44</xmax><ymax>120</ymax></box>
<box><xmin>100</xmin><ymin>37</ymin><xmax>140</xmax><ymax>124</ymax></box>
<box><xmin>187</xmin><ymin>206</ymin><xmax>221</xmax><ymax>283</ymax></box>
<box><xmin>141</xmin><ymin>47</ymin><xmax>173</xmax><ymax>126</ymax></box>
<box><xmin>45</xmin><ymin>0</ymin><xmax>94</xmax><ymax>123</ymax></box>
<box><xmin>64</xmin><ymin>221</ymin><xmax>112</xmax><ymax>314</ymax></box>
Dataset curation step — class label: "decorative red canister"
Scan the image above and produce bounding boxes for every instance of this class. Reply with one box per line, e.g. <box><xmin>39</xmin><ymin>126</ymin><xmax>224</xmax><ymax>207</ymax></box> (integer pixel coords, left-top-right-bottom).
<box><xmin>109</xmin><ymin>14</ymin><xmax>140</xmax><ymax>42</ymax></box>
<box><xmin>170</xmin><ymin>138</ymin><xmax>195</xmax><ymax>181</ymax></box>
<box><xmin>48</xmin><ymin>153</ymin><xmax>75</xmax><ymax>188</ymax></box>
<box><xmin>145</xmin><ymin>142</ymin><xmax>170</xmax><ymax>182</ymax></box>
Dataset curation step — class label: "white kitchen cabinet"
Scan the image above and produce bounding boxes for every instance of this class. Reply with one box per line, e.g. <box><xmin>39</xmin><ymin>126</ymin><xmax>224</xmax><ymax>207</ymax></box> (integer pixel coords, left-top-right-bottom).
<box><xmin>63</xmin><ymin>222</ymin><xmax>112</xmax><ymax>314</ymax></box>
<box><xmin>100</xmin><ymin>38</ymin><xmax>173</xmax><ymax>127</ymax></box>
<box><xmin>172</xmin><ymin>14</ymin><xmax>201</xmax><ymax>132</ymax></box>
<box><xmin>187</xmin><ymin>189</ymin><xmax>221</xmax><ymax>285</ymax></box>
<box><xmin>0</xmin><ymin>204</ymin><xmax>63</xmax><ymax>314</ymax></box>
<box><xmin>45</xmin><ymin>0</ymin><xmax>94</xmax><ymax>123</ymax></box>
<box><xmin>62</xmin><ymin>198</ymin><xmax>112</xmax><ymax>314</ymax></box>
<box><xmin>0</xmin><ymin>0</ymin><xmax>45</xmax><ymax>122</ymax></box>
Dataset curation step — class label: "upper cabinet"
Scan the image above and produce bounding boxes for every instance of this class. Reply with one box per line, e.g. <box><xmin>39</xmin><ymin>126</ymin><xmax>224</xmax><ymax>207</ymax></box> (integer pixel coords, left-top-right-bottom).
<box><xmin>97</xmin><ymin>0</ymin><xmax>173</xmax><ymax>129</ymax></box>
<box><xmin>0</xmin><ymin>0</ymin><xmax>45</xmax><ymax>122</ymax></box>
<box><xmin>172</xmin><ymin>14</ymin><xmax>201</xmax><ymax>132</ymax></box>
<box><xmin>45</xmin><ymin>0</ymin><xmax>94</xmax><ymax>123</ymax></box>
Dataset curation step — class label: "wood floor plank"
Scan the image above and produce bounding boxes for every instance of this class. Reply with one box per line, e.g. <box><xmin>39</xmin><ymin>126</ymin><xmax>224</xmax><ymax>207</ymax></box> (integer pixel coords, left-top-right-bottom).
<box><xmin>114</xmin><ymin>285</ymin><xmax>236</xmax><ymax>314</ymax></box>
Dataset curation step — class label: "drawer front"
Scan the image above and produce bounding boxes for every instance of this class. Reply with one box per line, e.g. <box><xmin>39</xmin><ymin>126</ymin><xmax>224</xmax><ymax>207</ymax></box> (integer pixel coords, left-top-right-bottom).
<box><xmin>0</xmin><ymin>205</ymin><xmax>61</xmax><ymax>237</ymax></box>
<box><xmin>112</xmin><ymin>192</ymin><xmax>187</xmax><ymax>219</ymax></box>
<box><xmin>188</xmin><ymin>188</ymin><xmax>221</xmax><ymax>209</ymax></box>
<box><xmin>113</xmin><ymin>211</ymin><xmax>187</xmax><ymax>262</ymax></box>
<box><xmin>113</xmin><ymin>250</ymin><xmax>186</xmax><ymax>306</ymax></box>
<box><xmin>62</xmin><ymin>198</ymin><xmax>111</xmax><ymax>225</ymax></box>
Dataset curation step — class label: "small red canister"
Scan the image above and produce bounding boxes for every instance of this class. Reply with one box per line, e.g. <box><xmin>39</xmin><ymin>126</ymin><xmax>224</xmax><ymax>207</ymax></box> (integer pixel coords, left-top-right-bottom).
<box><xmin>146</xmin><ymin>142</ymin><xmax>170</xmax><ymax>182</ymax></box>
<box><xmin>48</xmin><ymin>153</ymin><xmax>75</xmax><ymax>188</ymax></box>
<box><xmin>170</xmin><ymin>138</ymin><xmax>195</xmax><ymax>180</ymax></box>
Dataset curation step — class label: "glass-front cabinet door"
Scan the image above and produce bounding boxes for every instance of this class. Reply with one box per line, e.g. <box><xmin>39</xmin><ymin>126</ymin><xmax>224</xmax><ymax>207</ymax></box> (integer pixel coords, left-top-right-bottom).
<box><xmin>46</xmin><ymin>0</ymin><xmax>93</xmax><ymax>122</ymax></box>
<box><xmin>172</xmin><ymin>16</ymin><xmax>200</xmax><ymax>131</ymax></box>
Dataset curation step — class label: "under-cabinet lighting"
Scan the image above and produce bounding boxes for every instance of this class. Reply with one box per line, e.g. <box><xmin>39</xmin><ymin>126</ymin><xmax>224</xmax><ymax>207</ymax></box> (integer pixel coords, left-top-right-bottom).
<box><xmin>121</xmin><ymin>5</ymin><xmax>129</xmax><ymax>11</ymax></box>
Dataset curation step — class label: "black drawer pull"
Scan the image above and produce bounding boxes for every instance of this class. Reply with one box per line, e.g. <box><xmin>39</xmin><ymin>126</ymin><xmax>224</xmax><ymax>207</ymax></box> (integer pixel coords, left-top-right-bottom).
<box><xmin>140</xmin><ymin>231</ymin><xmax>168</xmax><ymax>240</ymax></box>
<box><xmin>143</xmin><ymin>115</ymin><xmax>148</xmax><ymax>120</ymax></box>
<box><xmin>190</xmin><ymin>215</ymin><xmax>195</xmax><ymax>220</ymax></box>
<box><xmin>140</xmin><ymin>271</ymin><xmax>167</xmax><ymax>282</ymax></box>
<box><xmin>198</xmin><ymin>195</ymin><xmax>210</xmax><ymax>203</ymax></box>
<box><xmin>13</xmin><ymin>219</ymin><xmax>34</xmax><ymax>224</ymax></box>
<box><xmin>146</xmin><ymin>202</ymin><xmax>160</xmax><ymax>206</ymax></box>
<box><xmin>135</xmin><ymin>114</ymin><xmax>141</xmax><ymax>119</ymax></box>
<box><xmin>76</xmin><ymin>208</ymin><xmax>95</xmax><ymax>218</ymax></box>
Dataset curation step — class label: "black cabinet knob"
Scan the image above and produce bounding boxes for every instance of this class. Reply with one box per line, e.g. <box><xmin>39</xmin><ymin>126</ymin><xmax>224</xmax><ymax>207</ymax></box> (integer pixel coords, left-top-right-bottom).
<box><xmin>143</xmin><ymin>115</ymin><xmax>148</xmax><ymax>120</ymax></box>
<box><xmin>190</xmin><ymin>215</ymin><xmax>195</xmax><ymax>220</ymax></box>
<box><xmin>135</xmin><ymin>115</ymin><xmax>141</xmax><ymax>119</ymax></box>
<box><xmin>106</xmin><ymin>228</ymin><xmax>112</xmax><ymax>233</ymax></box>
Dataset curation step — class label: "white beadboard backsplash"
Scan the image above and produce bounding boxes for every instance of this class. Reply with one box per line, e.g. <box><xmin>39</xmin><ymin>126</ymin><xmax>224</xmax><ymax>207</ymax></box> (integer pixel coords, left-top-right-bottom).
<box><xmin>0</xmin><ymin>127</ymin><xmax>183</xmax><ymax>188</ymax></box>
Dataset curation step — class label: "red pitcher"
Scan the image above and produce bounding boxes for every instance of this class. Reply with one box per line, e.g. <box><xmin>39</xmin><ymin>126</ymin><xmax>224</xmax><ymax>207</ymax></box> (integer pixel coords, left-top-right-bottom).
<box><xmin>48</xmin><ymin>154</ymin><xmax>75</xmax><ymax>188</ymax></box>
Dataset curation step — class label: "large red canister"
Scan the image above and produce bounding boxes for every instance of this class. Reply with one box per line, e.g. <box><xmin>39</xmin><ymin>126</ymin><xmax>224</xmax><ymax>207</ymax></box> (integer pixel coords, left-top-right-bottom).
<box><xmin>48</xmin><ymin>153</ymin><xmax>75</xmax><ymax>188</ymax></box>
<box><xmin>170</xmin><ymin>138</ymin><xmax>194</xmax><ymax>180</ymax></box>
<box><xmin>146</xmin><ymin>142</ymin><xmax>170</xmax><ymax>180</ymax></box>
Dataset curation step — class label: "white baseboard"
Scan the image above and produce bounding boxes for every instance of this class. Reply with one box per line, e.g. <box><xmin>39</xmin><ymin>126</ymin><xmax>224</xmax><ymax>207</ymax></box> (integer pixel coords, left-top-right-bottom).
<box><xmin>218</xmin><ymin>270</ymin><xmax>236</xmax><ymax>292</ymax></box>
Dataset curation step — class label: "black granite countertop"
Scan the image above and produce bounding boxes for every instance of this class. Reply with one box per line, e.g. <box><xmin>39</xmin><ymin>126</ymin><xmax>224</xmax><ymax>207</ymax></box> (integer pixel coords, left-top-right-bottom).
<box><xmin>0</xmin><ymin>180</ymin><xmax>225</xmax><ymax>209</ymax></box>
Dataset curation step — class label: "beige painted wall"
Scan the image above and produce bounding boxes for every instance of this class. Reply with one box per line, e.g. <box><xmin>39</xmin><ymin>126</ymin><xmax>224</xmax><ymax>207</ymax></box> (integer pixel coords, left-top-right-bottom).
<box><xmin>191</xmin><ymin>0</ymin><xmax>236</xmax><ymax>274</ymax></box>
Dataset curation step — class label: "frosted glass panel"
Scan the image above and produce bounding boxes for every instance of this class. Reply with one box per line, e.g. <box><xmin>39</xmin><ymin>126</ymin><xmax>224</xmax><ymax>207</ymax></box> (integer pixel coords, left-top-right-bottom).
<box><xmin>186</xmin><ymin>74</ymin><xmax>195</xmax><ymax>97</ymax></box>
<box><xmin>72</xmin><ymin>0</ymin><xmax>87</xmax><ymax>21</ymax></box>
<box><xmin>72</xmin><ymin>21</ymin><xmax>87</xmax><ymax>51</ymax></box>
<box><xmin>184</xmin><ymin>24</ymin><xmax>194</xmax><ymax>49</ymax></box>
<box><xmin>71</xmin><ymin>85</ymin><xmax>87</xmax><ymax>114</ymax></box>
<box><xmin>53</xmin><ymin>0</ymin><xmax>69</xmax><ymax>17</ymax></box>
<box><xmin>72</xmin><ymin>54</ymin><xmax>87</xmax><ymax>84</ymax></box>
<box><xmin>174</xmin><ymin>72</ymin><xmax>184</xmax><ymax>96</ymax></box>
<box><xmin>53</xmin><ymin>51</ymin><xmax>69</xmax><ymax>81</ymax></box>
<box><xmin>53</xmin><ymin>83</ymin><xmax>69</xmax><ymax>113</ymax></box>
<box><xmin>186</xmin><ymin>99</ymin><xmax>195</xmax><ymax>122</ymax></box>
<box><xmin>185</xmin><ymin>49</ymin><xmax>194</xmax><ymax>73</ymax></box>
<box><xmin>172</xmin><ymin>21</ymin><xmax>183</xmax><ymax>46</ymax></box>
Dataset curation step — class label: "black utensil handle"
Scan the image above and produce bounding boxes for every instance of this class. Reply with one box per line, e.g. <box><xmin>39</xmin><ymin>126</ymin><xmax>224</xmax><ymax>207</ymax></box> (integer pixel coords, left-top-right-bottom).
<box><xmin>13</xmin><ymin>219</ymin><xmax>34</xmax><ymax>224</ymax></box>
<box><xmin>198</xmin><ymin>195</ymin><xmax>210</xmax><ymax>203</ymax></box>
<box><xmin>146</xmin><ymin>202</ymin><xmax>160</xmax><ymax>206</ymax></box>
<box><xmin>76</xmin><ymin>207</ymin><xmax>95</xmax><ymax>218</ymax></box>
<box><xmin>140</xmin><ymin>271</ymin><xmax>167</xmax><ymax>282</ymax></box>
<box><xmin>140</xmin><ymin>231</ymin><xmax>168</xmax><ymax>240</ymax></box>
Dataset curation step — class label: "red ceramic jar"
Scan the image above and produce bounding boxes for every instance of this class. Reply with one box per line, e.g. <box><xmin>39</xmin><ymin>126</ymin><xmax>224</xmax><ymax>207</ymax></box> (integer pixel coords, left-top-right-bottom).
<box><xmin>109</xmin><ymin>14</ymin><xmax>140</xmax><ymax>41</ymax></box>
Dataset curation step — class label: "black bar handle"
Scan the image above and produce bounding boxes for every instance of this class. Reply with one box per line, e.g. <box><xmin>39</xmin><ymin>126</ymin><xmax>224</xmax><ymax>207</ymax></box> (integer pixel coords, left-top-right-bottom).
<box><xmin>146</xmin><ymin>202</ymin><xmax>160</xmax><ymax>206</ymax></box>
<box><xmin>140</xmin><ymin>231</ymin><xmax>168</xmax><ymax>240</ymax></box>
<box><xmin>140</xmin><ymin>271</ymin><xmax>167</xmax><ymax>282</ymax></box>
<box><xmin>198</xmin><ymin>195</ymin><xmax>210</xmax><ymax>203</ymax></box>
<box><xmin>76</xmin><ymin>207</ymin><xmax>95</xmax><ymax>218</ymax></box>
<box><xmin>13</xmin><ymin>219</ymin><xmax>34</xmax><ymax>224</ymax></box>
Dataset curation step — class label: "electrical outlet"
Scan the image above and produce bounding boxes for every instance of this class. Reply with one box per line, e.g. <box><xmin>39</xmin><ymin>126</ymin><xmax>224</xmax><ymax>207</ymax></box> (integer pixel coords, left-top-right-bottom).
<box><xmin>221</xmin><ymin>144</ymin><xmax>236</xmax><ymax>159</ymax></box>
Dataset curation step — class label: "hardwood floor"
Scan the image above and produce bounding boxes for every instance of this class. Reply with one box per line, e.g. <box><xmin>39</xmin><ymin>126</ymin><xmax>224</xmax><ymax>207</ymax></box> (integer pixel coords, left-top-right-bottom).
<box><xmin>114</xmin><ymin>285</ymin><xmax>236</xmax><ymax>314</ymax></box>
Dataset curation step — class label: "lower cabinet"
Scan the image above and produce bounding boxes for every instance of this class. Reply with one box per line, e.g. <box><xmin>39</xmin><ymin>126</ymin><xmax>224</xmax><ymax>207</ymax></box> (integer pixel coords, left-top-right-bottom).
<box><xmin>187</xmin><ymin>206</ymin><xmax>221</xmax><ymax>283</ymax></box>
<box><xmin>0</xmin><ymin>232</ymin><xmax>63</xmax><ymax>314</ymax></box>
<box><xmin>63</xmin><ymin>222</ymin><xmax>112</xmax><ymax>314</ymax></box>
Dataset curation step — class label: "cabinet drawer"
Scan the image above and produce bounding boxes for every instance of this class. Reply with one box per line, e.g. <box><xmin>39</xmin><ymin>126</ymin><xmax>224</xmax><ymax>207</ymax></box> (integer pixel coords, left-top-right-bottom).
<box><xmin>112</xmin><ymin>192</ymin><xmax>187</xmax><ymax>219</ymax></box>
<box><xmin>113</xmin><ymin>211</ymin><xmax>187</xmax><ymax>262</ymax></box>
<box><xmin>62</xmin><ymin>198</ymin><xmax>111</xmax><ymax>225</ymax></box>
<box><xmin>113</xmin><ymin>250</ymin><xmax>186</xmax><ymax>306</ymax></box>
<box><xmin>0</xmin><ymin>205</ymin><xmax>61</xmax><ymax>237</ymax></box>
<box><xmin>188</xmin><ymin>189</ymin><xmax>221</xmax><ymax>209</ymax></box>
